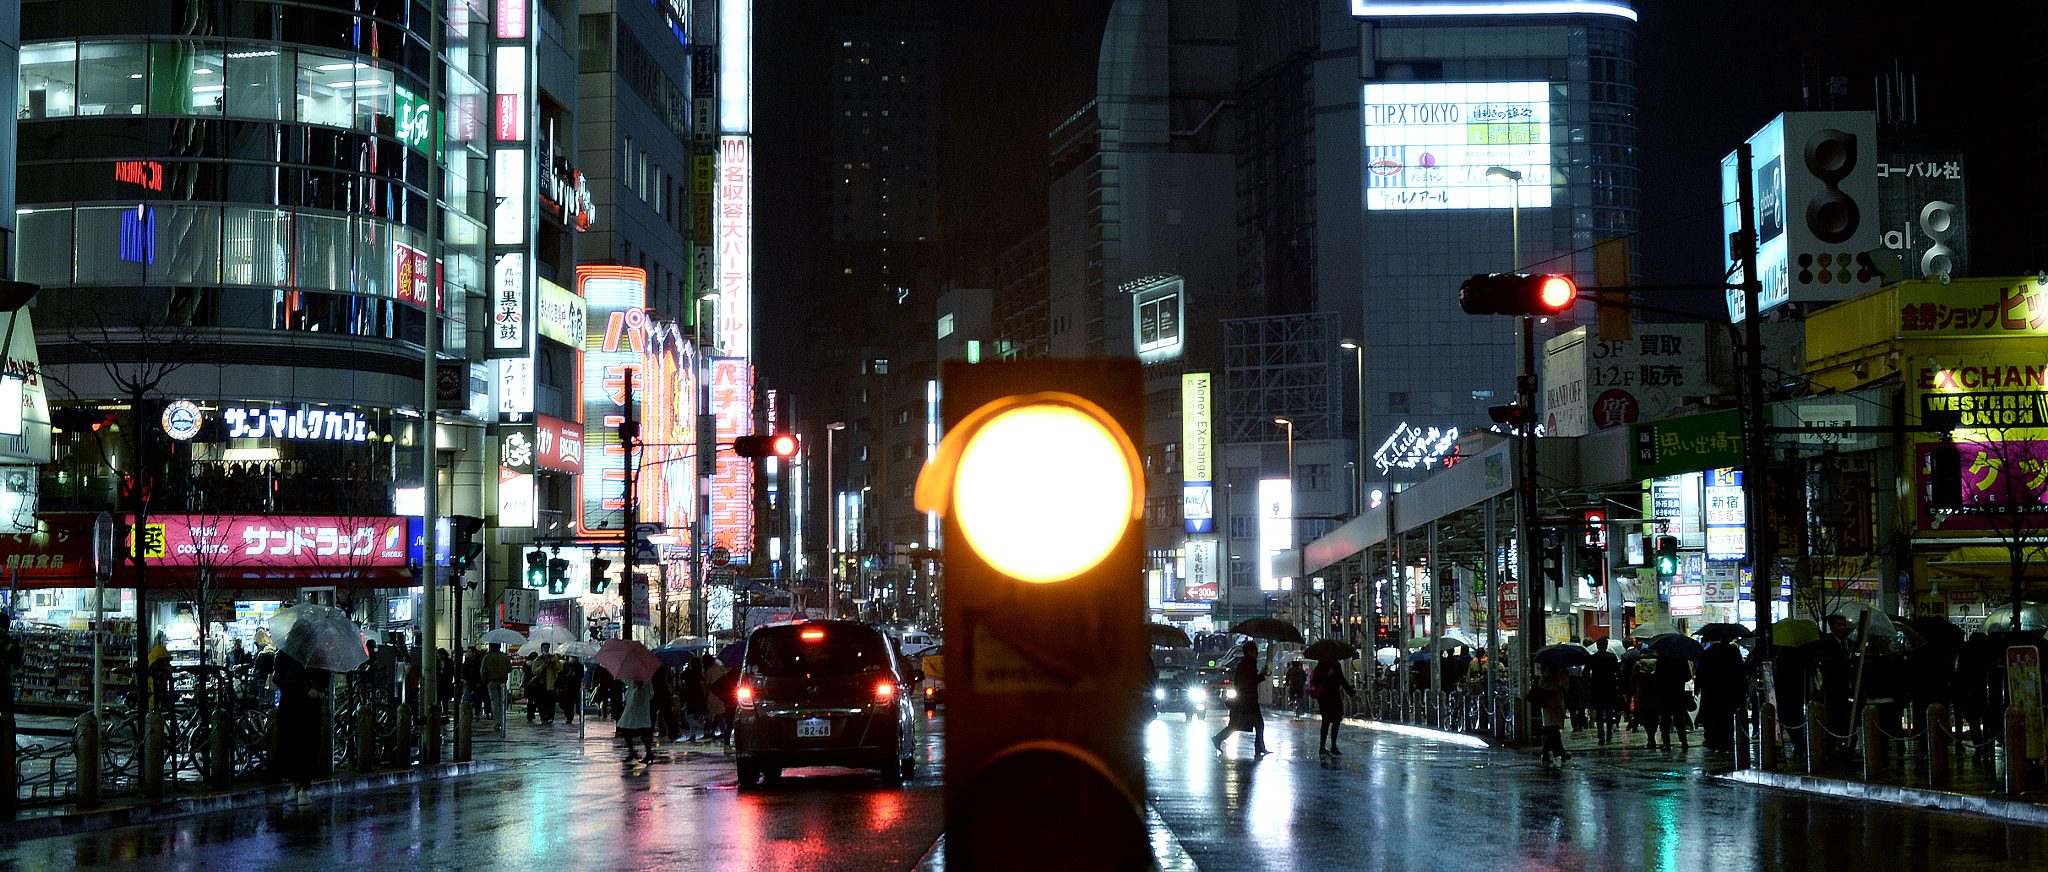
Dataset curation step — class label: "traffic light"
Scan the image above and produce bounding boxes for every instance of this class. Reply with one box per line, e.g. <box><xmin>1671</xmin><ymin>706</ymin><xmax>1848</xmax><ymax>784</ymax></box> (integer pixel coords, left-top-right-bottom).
<box><xmin>1458</xmin><ymin>273</ymin><xmax>1577</xmax><ymax>316</ymax></box>
<box><xmin>731</xmin><ymin>432</ymin><xmax>799</xmax><ymax>458</ymax></box>
<box><xmin>1655</xmin><ymin>535</ymin><xmax>1679</xmax><ymax>577</ymax></box>
<box><xmin>546</xmin><ymin>557</ymin><xmax>571</xmax><ymax>595</ymax></box>
<box><xmin>915</xmin><ymin>358</ymin><xmax>1149</xmax><ymax>870</ymax></box>
<box><xmin>1577</xmin><ymin>543</ymin><xmax>1606</xmax><ymax>587</ymax></box>
<box><xmin>588</xmin><ymin>556</ymin><xmax>613</xmax><ymax>593</ymax></box>
<box><xmin>524</xmin><ymin>551</ymin><xmax>546</xmax><ymax>588</ymax></box>
<box><xmin>448</xmin><ymin>515</ymin><xmax>484</xmax><ymax>575</ymax></box>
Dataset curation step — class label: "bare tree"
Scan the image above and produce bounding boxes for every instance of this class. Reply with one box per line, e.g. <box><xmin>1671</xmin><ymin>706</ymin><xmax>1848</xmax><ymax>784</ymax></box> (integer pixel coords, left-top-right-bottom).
<box><xmin>1933</xmin><ymin>431</ymin><xmax>2048</xmax><ymax>626</ymax></box>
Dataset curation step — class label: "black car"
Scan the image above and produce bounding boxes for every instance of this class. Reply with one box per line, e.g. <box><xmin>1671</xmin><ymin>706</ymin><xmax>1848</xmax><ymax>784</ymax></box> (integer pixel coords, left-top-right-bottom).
<box><xmin>732</xmin><ymin>620</ymin><xmax>921</xmax><ymax>787</ymax></box>
<box><xmin>1150</xmin><ymin>667</ymin><xmax>1209</xmax><ymax>721</ymax></box>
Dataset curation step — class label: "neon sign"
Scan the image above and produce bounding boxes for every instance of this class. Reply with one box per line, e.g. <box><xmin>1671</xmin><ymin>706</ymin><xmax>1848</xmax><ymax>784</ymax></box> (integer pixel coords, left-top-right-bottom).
<box><xmin>114</xmin><ymin>160</ymin><xmax>164</xmax><ymax>191</ymax></box>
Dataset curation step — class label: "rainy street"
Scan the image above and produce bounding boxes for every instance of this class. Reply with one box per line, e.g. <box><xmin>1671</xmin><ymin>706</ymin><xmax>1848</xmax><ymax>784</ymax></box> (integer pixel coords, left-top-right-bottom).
<box><xmin>7</xmin><ymin>711</ymin><xmax>2048</xmax><ymax>871</ymax></box>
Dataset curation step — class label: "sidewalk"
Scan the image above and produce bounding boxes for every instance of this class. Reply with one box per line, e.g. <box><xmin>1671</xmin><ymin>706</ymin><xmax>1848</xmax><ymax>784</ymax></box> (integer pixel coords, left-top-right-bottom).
<box><xmin>4</xmin><ymin>709</ymin><xmax>652</xmax><ymax>844</ymax></box>
<box><xmin>1366</xmin><ymin>715</ymin><xmax>2048</xmax><ymax>828</ymax></box>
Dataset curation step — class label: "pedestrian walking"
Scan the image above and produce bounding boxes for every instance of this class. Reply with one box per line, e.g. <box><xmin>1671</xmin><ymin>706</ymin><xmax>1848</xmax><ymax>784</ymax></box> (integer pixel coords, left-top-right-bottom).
<box><xmin>1536</xmin><ymin>664</ymin><xmax>1572</xmax><ymax>765</ymax></box>
<box><xmin>1586</xmin><ymin>638</ymin><xmax>1621</xmax><ymax>745</ymax></box>
<box><xmin>271</xmin><ymin>624</ymin><xmax>330</xmax><ymax>809</ymax></box>
<box><xmin>480</xmin><ymin>642</ymin><xmax>513</xmax><ymax>727</ymax></box>
<box><xmin>1695</xmin><ymin>639</ymin><xmax>1745</xmax><ymax>754</ymax></box>
<box><xmin>533</xmin><ymin>643</ymin><xmax>564</xmax><ymax>724</ymax></box>
<box><xmin>1653</xmin><ymin>651</ymin><xmax>1693</xmax><ymax>751</ymax></box>
<box><xmin>618</xmin><ymin>678</ymin><xmax>656</xmax><ymax>762</ymax></box>
<box><xmin>462</xmin><ymin>647</ymin><xmax>486</xmax><ymax>718</ymax></box>
<box><xmin>679</xmin><ymin>655</ymin><xmax>709</xmax><ymax>741</ymax></box>
<box><xmin>1632</xmin><ymin>650</ymin><xmax>1664</xmax><ymax>749</ymax></box>
<box><xmin>1311</xmin><ymin>659</ymin><xmax>1356</xmax><ymax>754</ymax></box>
<box><xmin>435</xmin><ymin>647</ymin><xmax>457</xmax><ymax>716</ymax></box>
<box><xmin>1285</xmin><ymin>661</ymin><xmax>1308</xmax><ymax>715</ymax></box>
<box><xmin>560</xmin><ymin>656</ymin><xmax>586</xmax><ymax>723</ymax></box>
<box><xmin>1210</xmin><ymin>641</ymin><xmax>1269</xmax><ymax>756</ymax></box>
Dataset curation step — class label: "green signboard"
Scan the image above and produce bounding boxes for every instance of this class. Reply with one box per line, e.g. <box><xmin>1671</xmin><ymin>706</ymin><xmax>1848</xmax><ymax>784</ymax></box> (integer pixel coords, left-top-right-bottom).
<box><xmin>394</xmin><ymin>85</ymin><xmax>436</xmax><ymax>155</ymax></box>
<box><xmin>1631</xmin><ymin>409</ymin><xmax>1744</xmax><ymax>478</ymax></box>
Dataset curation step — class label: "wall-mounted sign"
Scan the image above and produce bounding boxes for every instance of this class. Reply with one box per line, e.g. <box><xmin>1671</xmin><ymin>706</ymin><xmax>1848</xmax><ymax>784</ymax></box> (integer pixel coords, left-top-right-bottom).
<box><xmin>492</xmin><ymin>252</ymin><xmax>526</xmax><ymax>352</ymax></box>
<box><xmin>534</xmin><ymin>413</ymin><xmax>584</xmax><ymax>473</ymax></box>
<box><xmin>1723</xmin><ymin>111</ymin><xmax>1882</xmax><ymax>321</ymax></box>
<box><xmin>161</xmin><ymin>400</ymin><xmax>202</xmax><ymax>440</ymax></box>
<box><xmin>1362</xmin><ymin>81</ymin><xmax>1550</xmax><ymax>211</ymax></box>
<box><xmin>223</xmin><ymin>406</ymin><xmax>368</xmax><ymax>442</ymax></box>
<box><xmin>1374</xmin><ymin>422</ymin><xmax>1460</xmax><ymax>474</ymax></box>
<box><xmin>394</xmin><ymin>84</ymin><xmax>434</xmax><ymax>154</ymax></box>
<box><xmin>1181</xmin><ymin>372</ymin><xmax>1213</xmax><ymax>534</ymax></box>
<box><xmin>536</xmin><ymin>277</ymin><xmax>587</xmax><ymax>346</ymax></box>
<box><xmin>715</xmin><ymin>135</ymin><xmax>753</xmax><ymax>358</ymax></box>
<box><xmin>499</xmin><ymin>424</ymin><xmax>536</xmax><ymax>528</ymax></box>
<box><xmin>394</xmin><ymin>241</ymin><xmax>436</xmax><ymax>310</ymax></box>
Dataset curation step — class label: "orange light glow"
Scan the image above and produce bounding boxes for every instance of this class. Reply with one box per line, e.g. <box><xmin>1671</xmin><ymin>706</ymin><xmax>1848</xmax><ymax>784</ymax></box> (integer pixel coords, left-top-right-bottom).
<box><xmin>800</xmin><ymin>628</ymin><xmax>826</xmax><ymax>642</ymax></box>
<box><xmin>736</xmin><ymin>683</ymin><xmax>754</xmax><ymax>706</ymax></box>
<box><xmin>874</xmin><ymin>681</ymin><xmax>896</xmax><ymax>703</ymax></box>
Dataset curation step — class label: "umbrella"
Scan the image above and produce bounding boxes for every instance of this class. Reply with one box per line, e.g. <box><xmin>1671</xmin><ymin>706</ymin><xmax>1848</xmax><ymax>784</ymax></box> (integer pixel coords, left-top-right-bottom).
<box><xmin>1406</xmin><ymin>635</ymin><xmax>1477</xmax><ymax>653</ymax></box>
<box><xmin>1645</xmin><ymin>632</ymin><xmax>1704</xmax><ymax>661</ymax></box>
<box><xmin>1905</xmin><ymin>617</ymin><xmax>1965</xmax><ymax>647</ymax></box>
<box><xmin>717</xmin><ymin>641</ymin><xmax>747</xmax><ymax>668</ymax></box>
<box><xmin>559</xmin><ymin>640</ymin><xmax>601</xmax><ymax>659</ymax></box>
<box><xmin>1694</xmin><ymin>622</ymin><xmax>1753</xmax><ymax>642</ymax></box>
<box><xmin>479</xmin><ymin>628</ymin><xmax>526</xmax><ymax>646</ymax></box>
<box><xmin>1771</xmin><ymin>618</ymin><xmax>1822</xmax><ymax>648</ymax></box>
<box><xmin>1303</xmin><ymin>639</ymin><xmax>1360</xmax><ymax>661</ymax></box>
<box><xmin>1375</xmin><ymin>646</ymin><xmax>1401</xmax><ymax>666</ymax></box>
<box><xmin>1407</xmin><ymin>648</ymin><xmax>1432</xmax><ymax>663</ymax></box>
<box><xmin>1630</xmin><ymin>621</ymin><xmax>1679</xmax><ymax>639</ymax></box>
<box><xmin>596</xmin><ymin>639</ymin><xmax>663</xmax><ymax>682</ymax></box>
<box><xmin>1534</xmin><ymin>643</ymin><xmax>1591</xmax><ymax>669</ymax></box>
<box><xmin>1822</xmin><ymin>601</ymin><xmax>1896</xmax><ymax>639</ymax></box>
<box><xmin>1147</xmin><ymin>623</ymin><xmax>1193</xmax><ymax>649</ymax></box>
<box><xmin>663</xmin><ymin>635</ymin><xmax>714</xmax><ymax>650</ymax></box>
<box><xmin>267</xmin><ymin>603</ymin><xmax>369</xmax><ymax>673</ymax></box>
<box><xmin>518</xmin><ymin>626</ymin><xmax>579</xmax><ymax>657</ymax></box>
<box><xmin>1229</xmin><ymin>617</ymin><xmax>1304</xmax><ymax>644</ymax></box>
<box><xmin>655</xmin><ymin>646</ymin><xmax>700</xmax><ymax>669</ymax></box>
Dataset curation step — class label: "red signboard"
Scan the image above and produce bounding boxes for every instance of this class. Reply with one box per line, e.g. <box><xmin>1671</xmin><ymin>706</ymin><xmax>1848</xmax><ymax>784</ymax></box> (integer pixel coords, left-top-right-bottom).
<box><xmin>1</xmin><ymin>513</ymin><xmax>414</xmax><ymax>588</ymax></box>
<box><xmin>534</xmin><ymin>413</ymin><xmax>584</xmax><ymax>473</ymax></box>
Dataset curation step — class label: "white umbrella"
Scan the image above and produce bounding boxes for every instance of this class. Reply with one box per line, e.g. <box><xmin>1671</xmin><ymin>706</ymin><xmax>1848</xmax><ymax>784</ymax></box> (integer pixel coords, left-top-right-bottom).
<box><xmin>479</xmin><ymin>628</ymin><xmax>526</xmax><ymax>646</ymax></box>
<box><xmin>1630</xmin><ymin>622</ymin><xmax>1679</xmax><ymax>639</ymax></box>
<box><xmin>1819</xmin><ymin>601</ymin><xmax>1896</xmax><ymax>640</ymax></box>
<box><xmin>560</xmin><ymin>640</ymin><xmax>601</xmax><ymax>659</ymax></box>
<box><xmin>519</xmin><ymin>627</ymin><xmax>577</xmax><ymax>656</ymax></box>
<box><xmin>267</xmin><ymin>603</ymin><xmax>369</xmax><ymax>673</ymax></box>
<box><xmin>1375</xmin><ymin>646</ymin><xmax>1401</xmax><ymax>666</ymax></box>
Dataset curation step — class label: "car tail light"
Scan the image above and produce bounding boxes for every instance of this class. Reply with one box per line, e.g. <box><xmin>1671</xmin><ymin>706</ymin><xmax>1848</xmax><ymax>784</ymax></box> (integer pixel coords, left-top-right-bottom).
<box><xmin>801</xmin><ymin>628</ymin><xmax>826</xmax><ymax>642</ymax></box>
<box><xmin>874</xmin><ymin>680</ymin><xmax>896</xmax><ymax>703</ymax></box>
<box><xmin>736</xmin><ymin>681</ymin><xmax>755</xmax><ymax>708</ymax></box>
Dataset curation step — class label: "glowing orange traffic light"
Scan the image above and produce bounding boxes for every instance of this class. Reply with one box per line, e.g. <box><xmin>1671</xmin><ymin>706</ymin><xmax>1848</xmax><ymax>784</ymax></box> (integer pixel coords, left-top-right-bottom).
<box><xmin>732</xmin><ymin>432</ymin><xmax>799</xmax><ymax>458</ymax></box>
<box><xmin>1458</xmin><ymin>273</ymin><xmax>1578</xmax><ymax>316</ymax></box>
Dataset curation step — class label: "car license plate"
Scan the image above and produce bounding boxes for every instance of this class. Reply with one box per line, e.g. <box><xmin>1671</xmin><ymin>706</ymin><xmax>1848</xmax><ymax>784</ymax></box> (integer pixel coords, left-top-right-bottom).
<box><xmin>797</xmin><ymin>718</ymin><xmax>832</xmax><ymax>738</ymax></box>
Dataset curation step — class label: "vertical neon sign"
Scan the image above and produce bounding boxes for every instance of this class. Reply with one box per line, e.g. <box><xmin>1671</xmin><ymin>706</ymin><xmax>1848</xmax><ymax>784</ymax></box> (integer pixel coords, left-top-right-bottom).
<box><xmin>709</xmin><ymin>358</ymin><xmax>755</xmax><ymax>562</ymax></box>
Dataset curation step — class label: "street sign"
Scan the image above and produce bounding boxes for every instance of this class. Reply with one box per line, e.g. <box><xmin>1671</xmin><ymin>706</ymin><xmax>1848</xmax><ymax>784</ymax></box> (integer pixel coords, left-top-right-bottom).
<box><xmin>501</xmin><ymin>587</ymin><xmax>539</xmax><ymax>625</ymax></box>
<box><xmin>710</xmin><ymin>545</ymin><xmax>731</xmax><ymax>567</ymax></box>
<box><xmin>633</xmin><ymin>522</ymin><xmax>660</xmax><ymax>562</ymax></box>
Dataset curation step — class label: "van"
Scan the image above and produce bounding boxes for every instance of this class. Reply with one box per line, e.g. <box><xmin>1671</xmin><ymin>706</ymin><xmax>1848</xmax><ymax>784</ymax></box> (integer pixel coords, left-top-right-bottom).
<box><xmin>732</xmin><ymin>620</ymin><xmax>921</xmax><ymax>787</ymax></box>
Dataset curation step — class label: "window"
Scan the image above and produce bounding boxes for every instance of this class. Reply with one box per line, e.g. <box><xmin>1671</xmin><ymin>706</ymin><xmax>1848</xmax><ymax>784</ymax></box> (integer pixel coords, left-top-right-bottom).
<box><xmin>19</xmin><ymin>42</ymin><xmax>79</xmax><ymax>119</ymax></box>
<box><xmin>149</xmin><ymin>41</ymin><xmax>222</xmax><ymax>115</ymax></box>
<box><xmin>77</xmin><ymin>41</ymin><xmax>148</xmax><ymax>115</ymax></box>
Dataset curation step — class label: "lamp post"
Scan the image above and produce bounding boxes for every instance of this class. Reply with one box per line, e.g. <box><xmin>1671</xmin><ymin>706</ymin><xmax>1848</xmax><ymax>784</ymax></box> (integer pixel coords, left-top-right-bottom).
<box><xmin>826</xmin><ymin>421</ymin><xmax>846</xmax><ymax>614</ymax></box>
<box><xmin>1275</xmin><ymin>417</ymin><xmax>1295</xmax><ymax>622</ymax></box>
<box><xmin>1488</xmin><ymin>165</ymin><xmax>1542</xmax><ymax>706</ymax></box>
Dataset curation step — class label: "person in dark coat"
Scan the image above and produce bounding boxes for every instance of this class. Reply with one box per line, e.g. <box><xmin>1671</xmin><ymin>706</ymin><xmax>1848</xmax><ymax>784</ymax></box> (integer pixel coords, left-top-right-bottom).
<box><xmin>1653</xmin><ymin>652</ymin><xmax>1694</xmax><ymax>751</ymax></box>
<box><xmin>1954</xmin><ymin>633</ymin><xmax>1997</xmax><ymax>761</ymax></box>
<box><xmin>1695</xmin><ymin>640</ymin><xmax>1745</xmax><ymax>754</ymax></box>
<box><xmin>1311</xmin><ymin>659</ymin><xmax>1356</xmax><ymax>754</ymax></box>
<box><xmin>1210</xmin><ymin>641</ymin><xmax>1269</xmax><ymax>756</ymax></box>
<box><xmin>1284</xmin><ymin>661</ymin><xmax>1308</xmax><ymax>715</ymax></box>
<box><xmin>271</xmin><ymin>626</ymin><xmax>329</xmax><ymax>809</ymax></box>
<box><xmin>1585</xmin><ymin>638</ymin><xmax>1621</xmax><ymax>744</ymax></box>
<box><xmin>462</xmin><ymin>647</ymin><xmax>486</xmax><ymax>718</ymax></box>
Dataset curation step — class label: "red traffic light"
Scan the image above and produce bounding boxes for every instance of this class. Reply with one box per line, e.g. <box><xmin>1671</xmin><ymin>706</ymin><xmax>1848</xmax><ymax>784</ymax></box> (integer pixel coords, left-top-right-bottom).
<box><xmin>1458</xmin><ymin>273</ymin><xmax>1578</xmax><ymax>316</ymax></box>
<box><xmin>732</xmin><ymin>432</ymin><xmax>799</xmax><ymax>458</ymax></box>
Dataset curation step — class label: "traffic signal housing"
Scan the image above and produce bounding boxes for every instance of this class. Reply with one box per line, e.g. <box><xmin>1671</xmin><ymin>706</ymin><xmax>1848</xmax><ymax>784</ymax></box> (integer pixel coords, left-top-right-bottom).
<box><xmin>1654</xmin><ymin>535</ymin><xmax>1679</xmax><ymax>577</ymax></box>
<box><xmin>732</xmin><ymin>432</ymin><xmax>799</xmax><ymax>458</ymax></box>
<box><xmin>1458</xmin><ymin>273</ymin><xmax>1577</xmax><ymax>317</ymax></box>
<box><xmin>1577</xmin><ymin>543</ymin><xmax>1606</xmax><ymax>587</ymax></box>
<box><xmin>448</xmin><ymin>515</ymin><xmax>484</xmax><ymax>575</ymax></box>
<box><xmin>915</xmin><ymin>358</ymin><xmax>1149</xmax><ymax>871</ymax></box>
<box><xmin>546</xmin><ymin>557</ymin><xmax>571</xmax><ymax>595</ymax></box>
<box><xmin>588</xmin><ymin>556</ymin><xmax>613</xmax><ymax>593</ymax></box>
<box><xmin>524</xmin><ymin>551</ymin><xmax>547</xmax><ymax>588</ymax></box>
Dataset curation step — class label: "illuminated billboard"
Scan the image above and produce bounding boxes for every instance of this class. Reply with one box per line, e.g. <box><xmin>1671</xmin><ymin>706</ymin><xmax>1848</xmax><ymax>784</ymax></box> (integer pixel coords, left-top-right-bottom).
<box><xmin>709</xmin><ymin>358</ymin><xmax>756</xmax><ymax>562</ymax></box>
<box><xmin>1181</xmin><ymin>372</ymin><xmax>1213</xmax><ymax>534</ymax></box>
<box><xmin>1259</xmin><ymin>478</ymin><xmax>1293</xmax><ymax>592</ymax></box>
<box><xmin>715</xmin><ymin>136</ymin><xmax>752</xmax><ymax>358</ymax></box>
<box><xmin>1362</xmin><ymin>82</ymin><xmax>1550</xmax><ymax>211</ymax></box>
<box><xmin>577</xmin><ymin>266</ymin><xmax>646</xmax><ymax>534</ymax></box>
<box><xmin>1722</xmin><ymin>111</ymin><xmax>1881</xmax><ymax>320</ymax></box>
<box><xmin>1351</xmin><ymin>0</ymin><xmax>1635</xmax><ymax>20</ymax></box>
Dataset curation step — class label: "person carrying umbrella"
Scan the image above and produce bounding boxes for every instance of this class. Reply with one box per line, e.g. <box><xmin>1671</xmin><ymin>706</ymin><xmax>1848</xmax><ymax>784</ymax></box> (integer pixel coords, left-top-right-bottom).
<box><xmin>480</xmin><ymin>642</ymin><xmax>513</xmax><ymax>728</ymax></box>
<box><xmin>1210</xmin><ymin>641</ymin><xmax>1270</xmax><ymax>757</ymax></box>
<box><xmin>1311</xmin><ymin>658</ymin><xmax>1356</xmax><ymax>754</ymax></box>
<box><xmin>272</xmin><ymin>621</ymin><xmax>329</xmax><ymax>809</ymax></box>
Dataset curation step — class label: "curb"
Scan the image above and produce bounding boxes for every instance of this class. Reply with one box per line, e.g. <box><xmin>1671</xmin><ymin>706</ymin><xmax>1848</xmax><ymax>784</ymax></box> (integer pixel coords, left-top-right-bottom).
<box><xmin>1</xmin><ymin>759</ymin><xmax>508</xmax><ymax>845</ymax></box>
<box><xmin>1719</xmin><ymin>769</ymin><xmax>2048</xmax><ymax>828</ymax></box>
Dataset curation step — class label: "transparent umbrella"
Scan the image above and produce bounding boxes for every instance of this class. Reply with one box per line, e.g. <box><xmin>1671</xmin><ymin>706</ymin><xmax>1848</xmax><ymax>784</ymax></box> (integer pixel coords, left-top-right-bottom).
<box><xmin>267</xmin><ymin>603</ymin><xmax>369</xmax><ymax>673</ymax></box>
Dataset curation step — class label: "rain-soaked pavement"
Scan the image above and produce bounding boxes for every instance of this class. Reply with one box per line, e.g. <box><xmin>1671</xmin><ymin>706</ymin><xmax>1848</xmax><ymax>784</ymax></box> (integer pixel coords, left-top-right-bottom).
<box><xmin>7</xmin><ymin>709</ymin><xmax>2048</xmax><ymax>870</ymax></box>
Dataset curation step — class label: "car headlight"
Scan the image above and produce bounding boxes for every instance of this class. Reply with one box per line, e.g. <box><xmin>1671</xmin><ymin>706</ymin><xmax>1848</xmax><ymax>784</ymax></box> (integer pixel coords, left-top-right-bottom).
<box><xmin>1190</xmin><ymin>688</ymin><xmax>1207</xmax><ymax>702</ymax></box>
<box><xmin>1153</xmin><ymin>688</ymin><xmax>1165</xmax><ymax>700</ymax></box>
<box><xmin>1224</xmin><ymin>687</ymin><xmax>1237</xmax><ymax>700</ymax></box>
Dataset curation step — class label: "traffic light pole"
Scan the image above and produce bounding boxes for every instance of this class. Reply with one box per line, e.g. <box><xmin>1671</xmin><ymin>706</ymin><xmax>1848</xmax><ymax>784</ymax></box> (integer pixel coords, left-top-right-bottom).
<box><xmin>1516</xmin><ymin>312</ymin><xmax>1541</xmax><ymax>720</ymax></box>
<box><xmin>620</xmin><ymin>368</ymin><xmax>637</xmax><ymax>642</ymax></box>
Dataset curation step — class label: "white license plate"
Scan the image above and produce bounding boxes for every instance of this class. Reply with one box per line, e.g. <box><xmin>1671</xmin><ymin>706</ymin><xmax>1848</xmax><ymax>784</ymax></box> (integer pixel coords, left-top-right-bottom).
<box><xmin>797</xmin><ymin>718</ymin><xmax>832</xmax><ymax>738</ymax></box>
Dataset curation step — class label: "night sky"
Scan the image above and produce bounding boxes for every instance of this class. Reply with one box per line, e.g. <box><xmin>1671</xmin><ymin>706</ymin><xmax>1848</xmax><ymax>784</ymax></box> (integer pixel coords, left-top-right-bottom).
<box><xmin>750</xmin><ymin>1</ymin><xmax>2036</xmax><ymax>363</ymax></box>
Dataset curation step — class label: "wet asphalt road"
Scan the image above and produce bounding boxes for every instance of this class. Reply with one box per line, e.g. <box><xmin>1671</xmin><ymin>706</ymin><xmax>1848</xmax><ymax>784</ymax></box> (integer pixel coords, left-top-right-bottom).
<box><xmin>6</xmin><ymin>711</ymin><xmax>2048</xmax><ymax>870</ymax></box>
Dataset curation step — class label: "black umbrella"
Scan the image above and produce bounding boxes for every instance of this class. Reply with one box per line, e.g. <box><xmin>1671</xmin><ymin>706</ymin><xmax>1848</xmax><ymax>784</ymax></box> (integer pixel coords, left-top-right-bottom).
<box><xmin>1303</xmin><ymin>638</ymin><xmax>1359</xmax><ymax>661</ymax></box>
<box><xmin>1905</xmin><ymin>616</ymin><xmax>1965</xmax><ymax>648</ymax></box>
<box><xmin>1146</xmin><ymin>623</ymin><xmax>1193</xmax><ymax>648</ymax></box>
<box><xmin>1534</xmin><ymin>643</ymin><xmax>1591</xmax><ymax>669</ymax></box>
<box><xmin>1229</xmin><ymin>617</ymin><xmax>1304</xmax><ymax>644</ymax></box>
<box><xmin>1645</xmin><ymin>632</ymin><xmax>1704</xmax><ymax>661</ymax></box>
<box><xmin>1693</xmin><ymin>622</ymin><xmax>1754</xmax><ymax>642</ymax></box>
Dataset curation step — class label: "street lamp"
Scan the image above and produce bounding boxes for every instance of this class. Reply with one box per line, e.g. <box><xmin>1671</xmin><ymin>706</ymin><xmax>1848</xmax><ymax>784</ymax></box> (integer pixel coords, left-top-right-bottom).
<box><xmin>826</xmin><ymin>421</ymin><xmax>846</xmax><ymax>613</ymax></box>
<box><xmin>1339</xmin><ymin>339</ymin><xmax>1367</xmax><ymax>504</ymax></box>
<box><xmin>1488</xmin><ymin>165</ymin><xmax>1540</xmax><ymax>710</ymax></box>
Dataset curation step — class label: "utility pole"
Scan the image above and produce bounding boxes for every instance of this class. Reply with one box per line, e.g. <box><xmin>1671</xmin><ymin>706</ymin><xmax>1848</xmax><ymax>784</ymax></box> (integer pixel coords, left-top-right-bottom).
<box><xmin>620</xmin><ymin>368</ymin><xmax>638</xmax><ymax>641</ymax></box>
<box><xmin>1735</xmin><ymin>144</ymin><xmax>1774</xmax><ymax>660</ymax></box>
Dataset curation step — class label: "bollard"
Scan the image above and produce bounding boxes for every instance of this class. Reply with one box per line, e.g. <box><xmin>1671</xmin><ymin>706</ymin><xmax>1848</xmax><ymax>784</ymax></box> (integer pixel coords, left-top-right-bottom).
<box><xmin>1</xmin><ymin>713</ymin><xmax>15</xmax><ymax>820</ymax></box>
<box><xmin>1760</xmin><ymin>702</ymin><xmax>1778</xmax><ymax>772</ymax></box>
<box><xmin>1862</xmin><ymin>705</ymin><xmax>1884</xmax><ymax>782</ymax></box>
<box><xmin>142</xmin><ymin>711</ymin><xmax>165</xmax><ymax>800</ymax></box>
<box><xmin>421</xmin><ymin>703</ymin><xmax>441</xmax><ymax>767</ymax></box>
<box><xmin>208</xmin><ymin>707</ymin><xmax>232</xmax><ymax>788</ymax></box>
<box><xmin>73</xmin><ymin>712</ymin><xmax>100</xmax><ymax>808</ymax></box>
<box><xmin>2007</xmin><ymin>707</ymin><xmax>2029</xmax><ymax>795</ymax></box>
<box><xmin>356</xmin><ymin>700</ymin><xmax>377</xmax><ymax>772</ymax></box>
<box><xmin>1734</xmin><ymin>706</ymin><xmax>1751</xmax><ymax>770</ymax></box>
<box><xmin>456</xmin><ymin>698</ymin><xmax>472</xmax><ymax>762</ymax></box>
<box><xmin>1808</xmin><ymin>701</ymin><xmax>1827</xmax><ymax>774</ymax></box>
<box><xmin>1929</xmin><ymin>704</ymin><xmax>1951</xmax><ymax>789</ymax></box>
<box><xmin>316</xmin><ymin>696</ymin><xmax>334</xmax><ymax>779</ymax></box>
<box><xmin>395</xmin><ymin>703</ymin><xmax>413</xmax><ymax>767</ymax></box>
